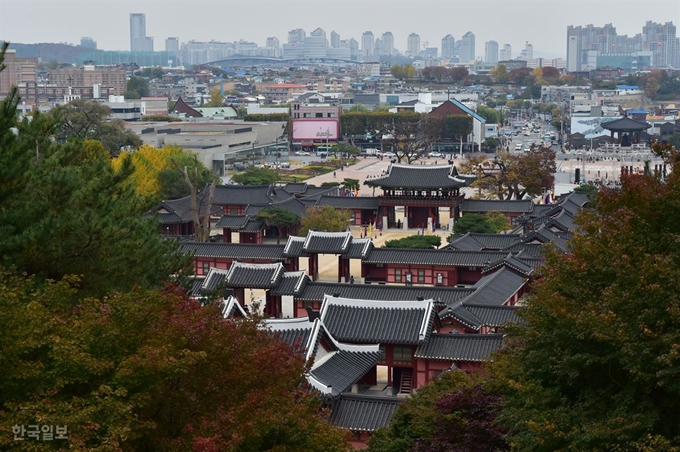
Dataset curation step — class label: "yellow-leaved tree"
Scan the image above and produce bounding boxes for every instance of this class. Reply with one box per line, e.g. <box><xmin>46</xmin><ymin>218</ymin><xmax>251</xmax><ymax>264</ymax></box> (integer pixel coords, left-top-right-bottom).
<box><xmin>112</xmin><ymin>144</ymin><xmax>214</xmax><ymax>203</ymax></box>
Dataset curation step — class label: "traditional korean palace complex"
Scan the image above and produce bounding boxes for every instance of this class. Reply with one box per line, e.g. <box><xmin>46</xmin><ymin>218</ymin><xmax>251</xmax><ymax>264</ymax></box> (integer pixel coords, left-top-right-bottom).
<box><xmin>146</xmin><ymin>164</ymin><xmax>588</xmax><ymax>448</ymax></box>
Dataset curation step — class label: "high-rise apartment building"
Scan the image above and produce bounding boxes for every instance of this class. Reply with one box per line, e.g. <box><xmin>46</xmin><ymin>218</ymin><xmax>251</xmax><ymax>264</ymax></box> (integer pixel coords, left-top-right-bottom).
<box><xmin>374</xmin><ymin>38</ymin><xmax>384</xmax><ymax>56</ymax></box>
<box><xmin>265</xmin><ymin>37</ymin><xmax>280</xmax><ymax>57</ymax></box>
<box><xmin>165</xmin><ymin>37</ymin><xmax>179</xmax><ymax>54</ymax></box>
<box><xmin>130</xmin><ymin>13</ymin><xmax>151</xmax><ymax>52</ymax></box>
<box><xmin>330</xmin><ymin>31</ymin><xmax>340</xmax><ymax>48</ymax></box>
<box><xmin>499</xmin><ymin>43</ymin><xmax>512</xmax><ymax>61</ymax></box>
<box><xmin>643</xmin><ymin>21</ymin><xmax>679</xmax><ymax>68</ymax></box>
<box><xmin>407</xmin><ymin>33</ymin><xmax>421</xmax><ymax>56</ymax></box>
<box><xmin>565</xmin><ymin>22</ymin><xmax>670</xmax><ymax>72</ymax></box>
<box><xmin>361</xmin><ymin>31</ymin><xmax>375</xmax><ymax>56</ymax></box>
<box><xmin>485</xmin><ymin>40</ymin><xmax>499</xmax><ymax>64</ymax></box>
<box><xmin>441</xmin><ymin>34</ymin><xmax>455</xmax><ymax>59</ymax></box>
<box><xmin>80</xmin><ymin>37</ymin><xmax>97</xmax><ymax>49</ymax></box>
<box><xmin>459</xmin><ymin>31</ymin><xmax>475</xmax><ymax>63</ymax></box>
<box><xmin>382</xmin><ymin>32</ymin><xmax>395</xmax><ymax>55</ymax></box>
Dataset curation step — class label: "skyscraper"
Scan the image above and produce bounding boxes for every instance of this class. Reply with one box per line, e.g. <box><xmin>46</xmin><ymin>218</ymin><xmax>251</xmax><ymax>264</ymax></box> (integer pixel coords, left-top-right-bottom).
<box><xmin>130</xmin><ymin>13</ymin><xmax>148</xmax><ymax>52</ymax></box>
<box><xmin>485</xmin><ymin>40</ymin><xmax>499</xmax><ymax>64</ymax></box>
<box><xmin>381</xmin><ymin>32</ymin><xmax>395</xmax><ymax>55</ymax></box>
<box><xmin>407</xmin><ymin>33</ymin><xmax>421</xmax><ymax>56</ymax></box>
<box><xmin>500</xmin><ymin>43</ymin><xmax>512</xmax><ymax>61</ymax></box>
<box><xmin>361</xmin><ymin>31</ymin><xmax>375</xmax><ymax>56</ymax></box>
<box><xmin>305</xmin><ymin>28</ymin><xmax>328</xmax><ymax>59</ymax></box>
<box><xmin>441</xmin><ymin>34</ymin><xmax>455</xmax><ymax>59</ymax></box>
<box><xmin>459</xmin><ymin>31</ymin><xmax>475</xmax><ymax>63</ymax></box>
<box><xmin>265</xmin><ymin>37</ymin><xmax>280</xmax><ymax>57</ymax></box>
<box><xmin>330</xmin><ymin>31</ymin><xmax>340</xmax><ymax>48</ymax></box>
<box><xmin>643</xmin><ymin>21</ymin><xmax>678</xmax><ymax>68</ymax></box>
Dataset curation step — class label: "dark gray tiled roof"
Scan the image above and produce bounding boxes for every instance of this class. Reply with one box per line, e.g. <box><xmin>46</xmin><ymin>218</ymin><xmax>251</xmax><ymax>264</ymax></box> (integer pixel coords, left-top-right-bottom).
<box><xmin>283</xmin><ymin>183</ymin><xmax>308</xmax><ymax>194</ymax></box>
<box><xmin>329</xmin><ymin>395</ymin><xmax>400</xmax><ymax>432</ymax></box>
<box><xmin>145</xmin><ymin>196</ymin><xmax>221</xmax><ymax>224</ymax></box>
<box><xmin>320</xmin><ymin>296</ymin><xmax>437</xmax><ymax>345</ymax></box>
<box><xmin>447</xmin><ymin>233</ymin><xmax>522</xmax><ymax>251</ymax></box>
<box><xmin>269</xmin><ymin>271</ymin><xmax>309</xmax><ymax>296</ymax></box>
<box><xmin>315</xmin><ymin>195</ymin><xmax>380</xmax><ymax>210</ymax></box>
<box><xmin>482</xmin><ymin>254</ymin><xmax>534</xmax><ymax>276</ymax></box>
<box><xmin>215</xmin><ymin>215</ymin><xmax>249</xmax><ymax>229</ymax></box>
<box><xmin>453</xmin><ymin>267</ymin><xmax>528</xmax><ymax>307</ymax></box>
<box><xmin>501</xmin><ymin>242</ymin><xmax>544</xmax><ymax>257</ymax></box>
<box><xmin>465</xmin><ymin>305</ymin><xmax>522</xmax><ymax>328</ymax></box>
<box><xmin>560</xmin><ymin>191</ymin><xmax>591</xmax><ymax>207</ymax></box>
<box><xmin>180</xmin><ymin>242</ymin><xmax>286</xmax><ymax>260</ymax></box>
<box><xmin>265</xmin><ymin>317</ymin><xmax>315</xmax><ymax>352</ymax></box>
<box><xmin>224</xmin><ymin>262</ymin><xmax>285</xmax><ymax>288</ymax></box>
<box><xmin>414</xmin><ymin>333</ymin><xmax>504</xmax><ymax>361</ymax></box>
<box><xmin>202</xmin><ymin>267</ymin><xmax>230</xmax><ymax>292</ymax></box>
<box><xmin>244</xmin><ymin>196</ymin><xmax>308</xmax><ymax>219</ymax></box>
<box><xmin>551</xmin><ymin>210</ymin><xmax>577</xmax><ymax>230</ymax></box>
<box><xmin>298</xmin><ymin>185</ymin><xmax>340</xmax><ymax>201</ymax></box>
<box><xmin>283</xmin><ymin>236</ymin><xmax>306</xmax><ymax>257</ymax></box>
<box><xmin>522</xmin><ymin>226</ymin><xmax>568</xmax><ymax>252</ymax></box>
<box><xmin>364</xmin><ymin>164</ymin><xmax>470</xmax><ymax>190</ymax></box>
<box><xmin>213</xmin><ymin>185</ymin><xmax>292</xmax><ymax>206</ymax></box>
<box><xmin>296</xmin><ymin>282</ymin><xmax>475</xmax><ymax>305</ymax></box>
<box><xmin>303</xmin><ymin>231</ymin><xmax>353</xmax><ymax>254</ymax></box>
<box><xmin>364</xmin><ymin>248</ymin><xmax>507</xmax><ymax>267</ymax></box>
<box><xmin>344</xmin><ymin>238</ymin><xmax>373</xmax><ymax>259</ymax></box>
<box><xmin>310</xmin><ymin>350</ymin><xmax>384</xmax><ymax>396</ymax></box>
<box><xmin>460</xmin><ymin>199</ymin><xmax>535</xmax><ymax>213</ymax></box>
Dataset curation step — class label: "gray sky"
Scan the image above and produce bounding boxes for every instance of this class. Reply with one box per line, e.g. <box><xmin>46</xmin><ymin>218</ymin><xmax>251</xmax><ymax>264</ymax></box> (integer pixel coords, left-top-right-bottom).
<box><xmin>1</xmin><ymin>0</ymin><xmax>678</xmax><ymax>58</ymax></box>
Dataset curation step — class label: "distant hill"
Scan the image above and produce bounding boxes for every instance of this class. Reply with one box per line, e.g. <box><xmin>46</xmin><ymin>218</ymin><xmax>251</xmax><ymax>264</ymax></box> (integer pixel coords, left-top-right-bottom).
<box><xmin>7</xmin><ymin>43</ymin><xmax>94</xmax><ymax>64</ymax></box>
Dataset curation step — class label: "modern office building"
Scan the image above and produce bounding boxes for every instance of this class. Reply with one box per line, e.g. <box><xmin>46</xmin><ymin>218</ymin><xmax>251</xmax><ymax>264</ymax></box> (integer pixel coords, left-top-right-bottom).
<box><xmin>407</xmin><ymin>33</ymin><xmax>421</xmax><ymax>56</ymax></box>
<box><xmin>459</xmin><ymin>31</ymin><xmax>476</xmax><ymax>63</ymax></box>
<box><xmin>288</xmin><ymin>28</ymin><xmax>306</xmax><ymax>43</ymax></box>
<box><xmin>382</xmin><ymin>32</ymin><xmax>395</xmax><ymax>56</ymax></box>
<box><xmin>484</xmin><ymin>40</ymin><xmax>499</xmax><ymax>65</ymax></box>
<box><xmin>130</xmin><ymin>13</ymin><xmax>152</xmax><ymax>52</ymax></box>
<box><xmin>361</xmin><ymin>31</ymin><xmax>375</xmax><ymax>56</ymax></box>
<box><xmin>305</xmin><ymin>28</ymin><xmax>328</xmax><ymax>59</ymax></box>
<box><xmin>441</xmin><ymin>34</ymin><xmax>455</xmax><ymax>59</ymax></box>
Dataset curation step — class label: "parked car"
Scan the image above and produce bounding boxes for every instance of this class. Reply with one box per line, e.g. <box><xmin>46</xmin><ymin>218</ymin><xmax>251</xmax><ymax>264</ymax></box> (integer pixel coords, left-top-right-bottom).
<box><xmin>279</xmin><ymin>162</ymin><xmax>291</xmax><ymax>168</ymax></box>
<box><xmin>294</xmin><ymin>151</ymin><xmax>310</xmax><ymax>156</ymax></box>
<box><xmin>382</xmin><ymin>152</ymin><xmax>396</xmax><ymax>158</ymax></box>
<box><xmin>428</xmin><ymin>152</ymin><xmax>444</xmax><ymax>158</ymax></box>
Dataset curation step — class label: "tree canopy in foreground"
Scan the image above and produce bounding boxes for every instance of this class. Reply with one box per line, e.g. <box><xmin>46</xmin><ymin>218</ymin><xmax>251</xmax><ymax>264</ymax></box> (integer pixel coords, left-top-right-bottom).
<box><xmin>493</xmin><ymin>146</ymin><xmax>680</xmax><ymax>451</ymax></box>
<box><xmin>0</xmin><ymin>273</ymin><xmax>349</xmax><ymax>451</ymax></box>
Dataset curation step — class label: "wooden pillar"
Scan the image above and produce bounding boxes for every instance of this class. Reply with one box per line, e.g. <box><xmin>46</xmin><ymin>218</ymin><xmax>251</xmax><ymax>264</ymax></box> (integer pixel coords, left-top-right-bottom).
<box><xmin>223</xmin><ymin>228</ymin><xmax>231</xmax><ymax>243</ymax></box>
<box><xmin>234</xmin><ymin>288</ymin><xmax>246</xmax><ymax>308</ymax></box>
<box><xmin>610</xmin><ymin>130</ymin><xmax>614</xmax><ymax>143</ymax></box>
<box><xmin>338</xmin><ymin>255</ymin><xmax>344</xmax><ymax>282</ymax></box>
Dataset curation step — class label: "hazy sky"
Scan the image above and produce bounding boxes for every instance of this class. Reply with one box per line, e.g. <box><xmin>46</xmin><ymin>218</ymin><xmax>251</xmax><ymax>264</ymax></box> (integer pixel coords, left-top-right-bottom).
<box><xmin>1</xmin><ymin>0</ymin><xmax>678</xmax><ymax>58</ymax></box>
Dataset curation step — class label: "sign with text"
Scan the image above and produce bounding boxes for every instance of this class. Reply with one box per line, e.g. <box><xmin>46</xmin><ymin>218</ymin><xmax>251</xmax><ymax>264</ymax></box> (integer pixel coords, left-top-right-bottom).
<box><xmin>292</xmin><ymin>119</ymin><xmax>339</xmax><ymax>141</ymax></box>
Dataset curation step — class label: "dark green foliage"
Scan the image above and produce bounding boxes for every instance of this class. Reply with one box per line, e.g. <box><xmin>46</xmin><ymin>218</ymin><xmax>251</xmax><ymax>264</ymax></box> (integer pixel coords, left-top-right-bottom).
<box><xmin>492</xmin><ymin>161</ymin><xmax>680</xmax><ymax>450</ymax></box>
<box><xmin>452</xmin><ymin>212</ymin><xmax>510</xmax><ymax>235</ymax></box>
<box><xmin>124</xmin><ymin>76</ymin><xmax>150</xmax><ymax>99</ymax></box>
<box><xmin>0</xmin><ymin>138</ymin><xmax>188</xmax><ymax>296</ymax></box>
<box><xmin>368</xmin><ymin>370</ymin><xmax>507</xmax><ymax>452</ymax></box>
<box><xmin>477</xmin><ymin>105</ymin><xmax>501</xmax><ymax>124</ymax></box>
<box><xmin>383</xmin><ymin>235</ymin><xmax>441</xmax><ymax>249</ymax></box>
<box><xmin>52</xmin><ymin>99</ymin><xmax>142</xmax><ymax>156</ymax></box>
<box><xmin>243</xmin><ymin>113</ymin><xmax>291</xmax><ymax>122</ymax></box>
<box><xmin>256</xmin><ymin>207</ymin><xmax>301</xmax><ymax>244</ymax></box>
<box><xmin>231</xmin><ymin>167</ymin><xmax>279</xmax><ymax>185</ymax></box>
<box><xmin>341</xmin><ymin>178</ymin><xmax>360</xmax><ymax>190</ymax></box>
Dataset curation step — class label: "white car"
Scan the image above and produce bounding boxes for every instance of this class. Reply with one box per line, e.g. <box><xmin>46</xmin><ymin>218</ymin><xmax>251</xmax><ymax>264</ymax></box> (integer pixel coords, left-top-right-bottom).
<box><xmin>428</xmin><ymin>152</ymin><xmax>444</xmax><ymax>158</ymax></box>
<box><xmin>294</xmin><ymin>151</ymin><xmax>310</xmax><ymax>156</ymax></box>
<box><xmin>381</xmin><ymin>152</ymin><xmax>396</xmax><ymax>158</ymax></box>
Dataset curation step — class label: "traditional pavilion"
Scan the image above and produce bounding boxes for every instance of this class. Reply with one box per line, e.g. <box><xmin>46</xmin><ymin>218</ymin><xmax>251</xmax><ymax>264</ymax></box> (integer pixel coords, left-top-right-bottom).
<box><xmin>364</xmin><ymin>164</ymin><xmax>475</xmax><ymax>230</ymax></box>
<box><xmin>600</xmin><ymin>116</ymin><xmax>651</xmax><ymax>146</ymax></box>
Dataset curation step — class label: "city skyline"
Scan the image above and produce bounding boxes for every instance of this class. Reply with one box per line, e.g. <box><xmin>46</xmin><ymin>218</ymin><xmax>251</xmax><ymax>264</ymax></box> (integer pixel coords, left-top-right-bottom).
<box><xmin>1</xmin><ymin>0</ymin><xmax>678</xmax><ymax>59</ymax></box>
